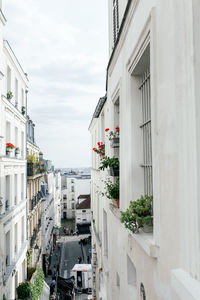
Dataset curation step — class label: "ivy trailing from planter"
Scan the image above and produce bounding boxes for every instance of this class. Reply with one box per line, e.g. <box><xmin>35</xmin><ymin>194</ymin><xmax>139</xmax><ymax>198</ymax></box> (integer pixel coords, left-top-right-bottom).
<box><xmin>121</xmin><ymin>195</ymin><xmax>153</xmax><ymax>233</ymax></box>
<box><xmin>32</xmin><ymin>267</ymin><xmax>44</xmax><ymax>299</ymax></box>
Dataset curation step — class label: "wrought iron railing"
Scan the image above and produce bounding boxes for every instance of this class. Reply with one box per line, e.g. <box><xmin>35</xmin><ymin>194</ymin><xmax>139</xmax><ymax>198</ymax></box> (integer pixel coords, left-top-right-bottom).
<box><xmin>27</xmin><ymin>163</ymin><xmax>46</xmax><ymax>176</ymax></box>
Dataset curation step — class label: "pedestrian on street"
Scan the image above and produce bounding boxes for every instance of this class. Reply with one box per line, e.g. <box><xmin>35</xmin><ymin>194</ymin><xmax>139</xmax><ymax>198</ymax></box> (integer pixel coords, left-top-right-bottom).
<box><xmin>87</xmin><ymin>255</ymin><xmax>90</xmax><ymax>264</ymax></box>
<box><xmin>53</xmin><ymin>265</ymin><xmax>57</xmax><ymax>277</ymax></box>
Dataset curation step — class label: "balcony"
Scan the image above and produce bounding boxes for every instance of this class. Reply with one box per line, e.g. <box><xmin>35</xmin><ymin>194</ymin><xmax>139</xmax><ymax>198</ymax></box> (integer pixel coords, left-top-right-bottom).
<box><xmin>27</xmin><ymin>163</ymin><xmax>45</xmax><ymax>177</ymax></box>
<box><xmin>30</xmin><ymin>192</ymin><xmax>42</xmax><ymax>211</ymax></box>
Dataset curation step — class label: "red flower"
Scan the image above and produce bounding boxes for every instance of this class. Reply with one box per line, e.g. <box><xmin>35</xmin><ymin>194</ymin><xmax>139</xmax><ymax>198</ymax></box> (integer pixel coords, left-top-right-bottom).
<box><xmin>93</xmin><ymin>148</ymin><xmax>97</xmax><ymax>152</ymax></box>
<box><xmin>115</xmin><ymin>126</ymin><xmax>120</xmax><ymax>131</ymax></box>
<box><xmin>6</xmin><ymin>143</ymin><xmax>15</xmax><ymax>149</ymax></box>
<box><xmin>97</xmin><ymin>142</ymin><xmax>100</xmax><ymax>145</ymax></box>
<box><xmin>98</xmin><ymin>145</ymin><xmax>102</xmax><ymax>149</ymax></box>
<box><xmin>105</xmin><ymin>128</ymin><xmax>109</xmax><ymax>132</ymax></box>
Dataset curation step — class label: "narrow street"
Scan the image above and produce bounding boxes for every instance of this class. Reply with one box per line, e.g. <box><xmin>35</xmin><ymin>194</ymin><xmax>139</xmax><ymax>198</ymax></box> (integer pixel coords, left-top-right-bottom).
<box><xmin>59</xmin><ymin>234</ymin><xmax>91</xmax><ymax>278</ymax></box>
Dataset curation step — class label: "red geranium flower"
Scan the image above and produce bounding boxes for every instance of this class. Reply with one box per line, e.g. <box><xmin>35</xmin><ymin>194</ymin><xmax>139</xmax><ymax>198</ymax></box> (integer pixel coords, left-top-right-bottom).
<box><xmin>93</xmin><ymin>148</ymin><xmax>97</xmax><ymax>152</ymax></box>
<box><xmin>105</xmin><ymin>128</ymin><xmax>109</xmax><ymax>132</ymax></box>
<box><xmin>97</xmin><ymin>142</ymin><xmax>100</xmax><ymax>145</ymax></box>
<box><xmin>115</xmin><ymin>126</ymin><xmax>119</xmax><ymax>131</ymax></box>
<box><xmin>98</xmin><ymin>145</ymin><xmax>102</xmax><ymax>149</ymax></box>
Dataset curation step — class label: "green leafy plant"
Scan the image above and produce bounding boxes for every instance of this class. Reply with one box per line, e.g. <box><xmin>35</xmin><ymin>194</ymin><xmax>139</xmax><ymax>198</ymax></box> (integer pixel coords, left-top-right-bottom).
<box><xmin>3</xmin><ymin>295</ymin><xmax>7</xmax><ymax>300</ymax></box>
<box><xmin>7</xmin><ymin>91</ymin><xmax>13</xmax><ymax>99</ymax></box>
<box><xmin>99</xmin><ymin>156</ymin><xmax>119</xmax><ymax>171</ymax></box>
<box><xmin>102</xmin><ymin>178</ymin><xmax>119</xmax><ymax>199</ymax></box>
<box><xmin>121</xmin><ymin>195</ymin><xmax>153</xmax><ymax>233</ymax></box>
<box><xmin>32</xmin><ymin>267</ymin><xmax>44</xmax><ymax>299</ymax></box>
<box><xmin>26</xmin><ymin>249</ymin><xmax>31</xmax><ymax>266</ymax></box>
<box><xmin>22</xmin><ymin>106</ymin><xmax>26</xmax><ymax>115</ymax></box>
<box><xmin>16</xmin><ymin>282</ymin><xmax>32</xmax><ymax>299</ymax></box>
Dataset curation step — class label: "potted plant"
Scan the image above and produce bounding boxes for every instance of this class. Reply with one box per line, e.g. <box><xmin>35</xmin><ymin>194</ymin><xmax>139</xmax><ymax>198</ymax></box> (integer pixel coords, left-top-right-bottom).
<box><xmin>105</xmin><ymin>126</ymin><xmax>120</xmax><ymax>148</ymax></box>
<box><xmin>92</xmin><ymin>142</ymin><xmax>105</xmax><ymax>159</ymax></box>
<box><xmin>102</xmin><ymin>178</ymin><xmax>119</xmax><ymax>208</ymax></box>
<box><xmin>121</xmin><ymin>195</ymin><xmax>153</xmax><ymax>234</ymax></box>
<box><xmin>15</xmin><ymin>147</ymin><xmax>20</xmax><ymax>158</ymax></box>
<box><xmin>7</xmin><ymin>91</ymin><xmax>13</xmax><ymax>100</ymax></box>
<box><xmin>22</xmin><ymin>106</ymin><xmax>26</xmax><ymax>115</ymax></box>
<box><xmin>6</xmin><ymin>143</ymin><xmax>15</xmax><ymax>157</ymax></box>
<box><xmin>99</xmin><ymin>156</ymin><xmax>119</xmax><ymax>176</ymax></box>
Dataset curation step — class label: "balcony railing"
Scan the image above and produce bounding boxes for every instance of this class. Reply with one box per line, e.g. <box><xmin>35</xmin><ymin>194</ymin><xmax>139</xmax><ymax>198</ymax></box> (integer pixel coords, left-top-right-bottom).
<box><xmin>27</xmin><ymin>163</ymin><xmax>46</xmax><ymax>177</ymax></box>
<box><xmin>31</xmin><ymin>192</ymin><xmax>42</xmax><ymax>210</ymax></box>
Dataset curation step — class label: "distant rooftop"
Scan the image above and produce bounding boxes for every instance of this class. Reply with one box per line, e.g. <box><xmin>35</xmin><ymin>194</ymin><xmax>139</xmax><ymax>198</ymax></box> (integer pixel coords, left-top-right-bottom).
<box><xmin>76</xmin><ymin>196</ymin><xmax>91</xmax><ymax>210</ymax></box>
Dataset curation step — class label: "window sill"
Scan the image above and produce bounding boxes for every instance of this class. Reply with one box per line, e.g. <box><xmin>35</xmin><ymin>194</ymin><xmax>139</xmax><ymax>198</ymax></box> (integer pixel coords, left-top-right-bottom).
<box><xmin>109</xmin><ymin>202</ymin><xmax>121</xmax><ymax>220</ymax></box>
<box><xmin>128</xmin><ymin>229</ymin><xmax>158</xmax><ymax>258</ymax></box>
<box><xmin>171</xmin><ymin>269</ymin><xmax>200</xmax><ymax>300</ymax></box>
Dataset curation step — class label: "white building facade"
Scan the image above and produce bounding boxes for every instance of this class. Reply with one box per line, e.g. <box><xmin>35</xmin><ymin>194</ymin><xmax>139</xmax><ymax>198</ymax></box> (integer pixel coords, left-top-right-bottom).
<box><xmin>61</xmin><ymin>173</ymin><xmax>91</xmax><ymax>219</ymax></box>
<box><xmin>0</xmin><ymin>6</ymin><xmax>28</xmax><ymax>299</ymax></box>
<box><xmin>90</xmin><ymin>1</ymin><xmax>200</xmax><ymax>300</ymax></box>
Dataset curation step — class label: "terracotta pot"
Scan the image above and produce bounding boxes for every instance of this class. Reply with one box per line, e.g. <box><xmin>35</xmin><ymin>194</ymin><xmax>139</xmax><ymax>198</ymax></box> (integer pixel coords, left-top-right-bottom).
<box><xmin>112</xmin><ymin>198</ymin><xmax>119</xmax><ymax>208</ymax></box>
<box><xmin>100</xmin><ymin>153</ymin><xmax>105</xmax><ymax>160</ymax></box>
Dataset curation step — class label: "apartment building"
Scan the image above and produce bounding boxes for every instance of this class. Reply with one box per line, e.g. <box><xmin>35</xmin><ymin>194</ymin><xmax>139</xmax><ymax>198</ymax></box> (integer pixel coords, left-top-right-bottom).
<box><xmin>89</xmin><ymin>1</ymin><xmax>200</xmax><ymax>300</ymax></box>
<box><xmin>27</xmin><ymin>116</ymin><xmax>44</xmax><ymax>268</ymax></box>
<box><xmin>61</xmin><ymin>172</ymin><xmax>91</xmax><ymax>219</ymax></box>
<box><xmin>0</xmin><ymin>8</ymin><xmax>28</xmax><ymax>300</ymax></box>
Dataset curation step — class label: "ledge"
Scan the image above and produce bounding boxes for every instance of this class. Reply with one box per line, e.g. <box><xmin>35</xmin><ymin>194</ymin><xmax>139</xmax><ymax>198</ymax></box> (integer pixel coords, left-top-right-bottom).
<box><xmin>171</xmin><ymin>269</ymin><xmax>200</xmax><ymax>300</ymax></box>
<box><xmin>109</xmin><ymin>202</ymin><xmax>121</xmax><ymax>220</ymax></box>
<box><xmin>128</xmin><ymin>229</ymin><xmax>158</xmax><ymax>258</ymax></box>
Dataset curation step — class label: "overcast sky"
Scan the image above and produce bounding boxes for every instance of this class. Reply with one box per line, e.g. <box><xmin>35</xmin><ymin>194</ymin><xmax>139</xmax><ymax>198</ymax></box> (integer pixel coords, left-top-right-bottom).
<box><xmin>4</xmin><ymin>0</ymin><xmax>108</xmax><ymax>168</ymax></box>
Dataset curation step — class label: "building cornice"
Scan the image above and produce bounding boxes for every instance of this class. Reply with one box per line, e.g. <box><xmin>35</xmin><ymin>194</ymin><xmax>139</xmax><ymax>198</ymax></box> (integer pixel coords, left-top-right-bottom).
<box><xmin>0</xmin><ymin>9</ymin><xmax>6</xmax><ymax>25</ymax></box>
<box><xmin>106</xmin><ymin>0</ymin><xmax>139</xmax><ymax>85</ymax></box>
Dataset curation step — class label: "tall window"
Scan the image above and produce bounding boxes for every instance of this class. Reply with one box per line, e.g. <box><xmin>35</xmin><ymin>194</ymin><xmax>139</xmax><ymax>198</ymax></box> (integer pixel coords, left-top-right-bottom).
<box><xmin>140</xmin><ymin>67</ymin><xmax>152</xmax><ymax>196</ymax></box>
<box><xmin>15</xmin><ymin>78</ymin><xmax>18</xmax><ymax>107</ymax></box>
<box><xmin>7</xmin><ymin>66</ymin><xmax>11</xmax><ymax>92</ymax></box>
<box><xmin>113</xmin><ymin>0</ymin><xmax>119</xmax><ymax>44</ymax></box>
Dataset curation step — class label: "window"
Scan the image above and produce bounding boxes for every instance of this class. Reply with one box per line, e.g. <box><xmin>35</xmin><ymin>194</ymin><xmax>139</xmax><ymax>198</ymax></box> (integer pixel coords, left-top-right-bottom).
<box><xmin>139</xmin><ymin>67</ymin><xmax>152</xmax><ymax>196</ymax></box>
<box><xmin>113</xmin><ymin>0</ymin><xmax>119</xmax><ymax>44</ymax></box>
<box><xmin>21</xmin><ymin>131</ymin><xmax>24</xmax><ymax>158</ymax></box>
<box><xmin>103</xmin><ymin>210</ymin><xmax>108</xmax><ymax>257</ymax></box>
<box><xmin>71</xmin><ymin>179</ymin><xmax>74</xmax><ymax>183</ymax></box>
<box><xmin>72</xmin><ymin>203</ymin><xmax>75</xmax><ymax>209</ymax></box>
<box><xmin>21</xmin><ymin>88</ymin><xmax>24</xmax><ymax>106</ymax></box>
<box><xmin>6</xmin><ymin>121</ymin><xmax>11</xmax><ymax>143</ymax></box>
<box><xmin>14</xmin><ymin>223</ymin><xmax>18</xmax><ymax>254</ymax></box>
<box><xmin>127</xmin><ymin>255</ymin><xmax>136</xmax><ymax>286</ymax></box>
<box><xmin>15</xmin><ymin>78</ymin><xmax>18</xmax><ymax>107</ymax></box>
<box><xmin>7</xmin><ymin>66</ymin><xmax>11</xmax><ymax>92</ymax></box>
<box><xmin>21</xmin><ymin>216</ymin><xmax>25</xmax><ymax>243</ymax></box>
<box><xmin>21</xmin><ymin>174</ymin><xmax>24</xmax><ymax>200</ymax></box>
<box><xmin>132</xmin><ymin>44</ymin><xmax>152</xmax><ymax>196</ymax></box>
<box><xmin>14</xmin><ymin>174</ymin><xmax>18</xmax><ymax>205</ymax></box>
